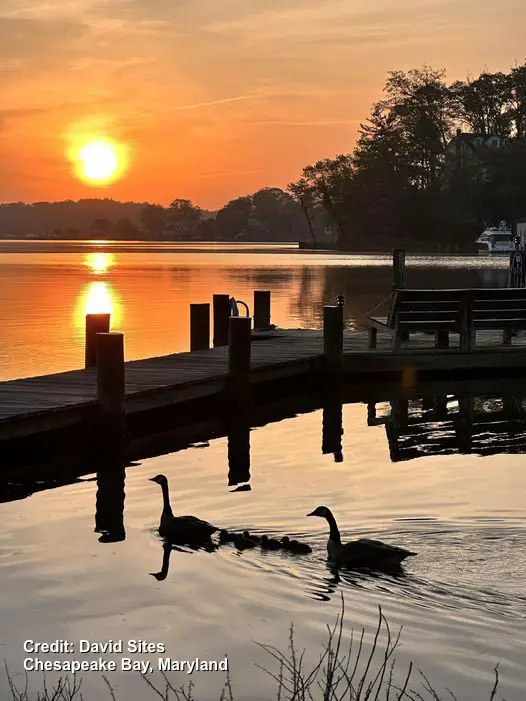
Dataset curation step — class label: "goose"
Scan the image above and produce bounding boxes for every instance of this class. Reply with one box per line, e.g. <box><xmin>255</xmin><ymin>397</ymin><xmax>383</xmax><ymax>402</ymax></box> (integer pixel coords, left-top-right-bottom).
<box><xmin>149</xmin><ymin>474</ymin><xmax>218</xmax><ymax>543</ymax></box>
<box><xmin>307</xmin><ymin>506</ymin><xmax>416</xmax><ymax>569</ymax></box>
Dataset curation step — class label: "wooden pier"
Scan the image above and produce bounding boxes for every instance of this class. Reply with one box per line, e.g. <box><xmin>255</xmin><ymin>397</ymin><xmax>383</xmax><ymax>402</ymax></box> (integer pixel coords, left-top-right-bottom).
<box><xmin>2</xmin><ymin>327</ymin><xmax>526</xmax><ymax>437</ymax></box>
<box><xmin>2</xmin><ymin>278</ymin><xmax>526</xmax><ymax>468</ymax></box>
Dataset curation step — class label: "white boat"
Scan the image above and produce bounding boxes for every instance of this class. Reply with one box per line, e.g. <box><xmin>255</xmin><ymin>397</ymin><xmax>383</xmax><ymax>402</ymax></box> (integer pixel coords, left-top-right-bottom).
<box><xmin>476</xmin><ymin>221</ymin><xmax>515</xmax><ymax>254</ymax></box>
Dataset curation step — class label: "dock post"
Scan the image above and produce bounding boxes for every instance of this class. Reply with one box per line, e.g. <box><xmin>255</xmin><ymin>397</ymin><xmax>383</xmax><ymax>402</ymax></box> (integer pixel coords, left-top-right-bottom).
<box><xmin>96</xmin><ymin>332</ymin><xmax>126</xmax><ymax>461</ymax></box>
<box><xmin>213</xmin><ymin>294</ymin><xmax>231</xmax><ymax>346</ymax></box>
<box><xmin>392</xmin><ymin>249</ymin><xmax>406</xmax><ymax>290</ymax></box>
<box><xmin>323</xmin><ymin>305</ymin><xmax>344</xmax><ymax>374</ymax></box>
<box><xmin>85</xmin><ymin>313</ymin><xmax>111</xmax><ymax>368</ymax></box>
<box><xmin>190</xmin><ymin>303</ymin><xmax>210</xmax><ymax>351</ymax></box>
<box><xmin>228</xmin><ymin>316</ymin><xmax>252</xmax><ymax>409</ymax></box>
<box><xmin>253</xmin><ymin>290</ymin><xmax>272</xmax><ymax>330</ymax></box>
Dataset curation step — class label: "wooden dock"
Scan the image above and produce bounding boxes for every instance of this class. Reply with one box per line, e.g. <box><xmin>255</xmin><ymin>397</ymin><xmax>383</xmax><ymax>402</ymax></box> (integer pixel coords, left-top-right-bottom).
<box><xmin>2</xmin><ymin>326</ymin><xmax>526</xmax><ymax>449</ymax></box>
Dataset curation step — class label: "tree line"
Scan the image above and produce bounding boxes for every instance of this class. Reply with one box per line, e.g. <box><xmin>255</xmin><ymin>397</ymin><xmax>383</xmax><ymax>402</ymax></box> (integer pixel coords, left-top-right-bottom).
<box><xmin>288</xmin><ymin>62</ymin><xmax>526</xmax><ymax>250</ymax></box>
<box><xmin>0</xmin><ymin>188</ymin><xmax>306</xmax><ymax>242</ymax></box>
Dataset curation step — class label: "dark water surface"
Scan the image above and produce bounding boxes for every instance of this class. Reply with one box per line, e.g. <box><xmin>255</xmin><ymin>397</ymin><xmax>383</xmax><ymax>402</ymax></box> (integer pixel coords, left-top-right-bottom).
<box><xmin>0</xmin><ymin>242</ymin><xmax>524</xmax><ymax>700</ymax></box>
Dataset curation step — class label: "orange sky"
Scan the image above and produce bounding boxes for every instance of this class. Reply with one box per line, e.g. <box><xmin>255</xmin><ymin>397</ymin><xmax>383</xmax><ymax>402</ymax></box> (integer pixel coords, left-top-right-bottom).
<box><xmin>1</xmin><ymin>0</ymin><xmax>525</xmax><ymax>209</ymax></box>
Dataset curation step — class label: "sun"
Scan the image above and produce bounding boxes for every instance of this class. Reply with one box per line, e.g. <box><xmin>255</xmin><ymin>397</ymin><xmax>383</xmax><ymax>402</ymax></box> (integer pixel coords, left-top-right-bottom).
<box><xmin>79</xmin><ymin>140</ymin><xmax>118</xmax><ymax>181</ymax></box>
<box><xmin>67</xmin><ymin>132</ymin><xmax>128</xmax><ymax>186</ymax></box>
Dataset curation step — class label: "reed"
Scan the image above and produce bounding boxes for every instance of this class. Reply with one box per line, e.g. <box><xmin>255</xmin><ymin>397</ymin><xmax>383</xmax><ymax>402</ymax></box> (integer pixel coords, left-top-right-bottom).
<box><xmin>5</xmin><ymin>597</ymin><xmax>502</xmax><ymax>701</ymax></box>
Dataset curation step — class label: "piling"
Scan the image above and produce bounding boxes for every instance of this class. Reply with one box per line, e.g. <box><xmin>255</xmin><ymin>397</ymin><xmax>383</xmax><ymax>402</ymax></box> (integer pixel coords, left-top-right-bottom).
<box><xmin>392</xmin><ymin>249</ymin><xmax>406</xmax><ymax>290</ymax></box>
<box><xmin>85</xmin><ymin>313</ymin><xmax>111</xmax><ymax>368</ymax></box>
<box><xmin>253</xmin><ymin>290</ymin><xmax>272</xmax><ymax>330</ymax></box>
<box><xmin>96</xmin><ymin>332</ymin><xmax>126</xmax><ymax>461</ymax></box>
<box><xmin>228</xmin><ymin>316</ymin><xmax>252</xmax><ymax>409</ymax></box>
<box><xmin>190</xmin><ymin>303</ymin><xmax>210</xmax><ymax>351</ymax></box>
<box><xmin>213</xmin><ymin>294</ymin><xmax>231</xmax><ymax>347</ymax></box>
<box><xmin>323</xmin><ymin>305</ymin><xmax>344</xmax><ymax>374</ymax></box>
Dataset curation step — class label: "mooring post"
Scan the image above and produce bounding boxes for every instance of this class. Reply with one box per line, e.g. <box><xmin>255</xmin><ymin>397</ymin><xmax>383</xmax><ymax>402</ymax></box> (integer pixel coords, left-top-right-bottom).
<box><xmin>253</xmin><ymin>290</ymin><xmax>271</xmax><ymax>330</ymax></box>
<box><xmin>228</xmin><ymin>316</ymin><xmax>252</xmax><ymax>409</ymax></box>
<box><xmin>190</xmin><ymin>303</ymin><xmax>210</xmax><ymax>351</ymax></box>
<box><xmin>85</xmin><ymin>313</ymin><xmax>111</xmax><ymax>368</ymax></box>
<box><xmin>213</xmin><ymin>293</ymin><xmax>231</xmax><ymax>347</ymax></box>
<box><xmin>96</xmin><ymin>332</ymin><xmax>125</xmax><ymax>461</ymax></box>
<box><xmin>323</xmin><ymin>305</ymin><xmax>344</xmax><ymax>374</ymax></box>
<box><xmin>392</xmin><ymin>249</ymin><xmax>406</xmax><ymax>290</ymax></box>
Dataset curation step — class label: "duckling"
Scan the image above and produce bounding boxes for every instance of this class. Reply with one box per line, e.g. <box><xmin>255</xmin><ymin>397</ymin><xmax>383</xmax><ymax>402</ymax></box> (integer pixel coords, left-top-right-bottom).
<box><xmin>288</xmin><ymin>539</ymin><xmax>312</xmax><ymax>554</ymax></box>
<box><xmin>260</xmin><ymin>535</ymin><xmax>281</xmax><ymax>550</ymax></box>
<box><xmin>307</xmin><ymin>506</ymin><xmax>416</xmax><ymax>570</ymax></box>
<box><xmin>233</xmin><ymin>532</ymin><xmax>256</xmax><ymax>549</ymax></box>
<box><xmin>219</xmin><ymin>529</ymin><xmax>231</xmax><ymax>544</ymax></box>
<box><xmin>281</xmin><ymin>535</ymin><xmax>312</xmax><ymax>554</ymax></box>
<box><xmin>243</xmin><ymin>530</ymin><xmax>261</xmax><ymax>545</ymax></box>
<box><xmin>149</xmin><ymin>475</ymin><xmax>218</xmax><ymax>543</ymax></box>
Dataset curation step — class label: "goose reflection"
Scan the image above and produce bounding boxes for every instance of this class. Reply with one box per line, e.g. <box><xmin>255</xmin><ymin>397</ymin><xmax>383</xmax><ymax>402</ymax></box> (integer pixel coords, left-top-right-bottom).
<box><xmin>307</xmin><ymin>562</ymin><xmax>406</xmax><ymax>602</ymax></box>
<box><xmin>150</xmin><ymin>540</ymin><xmax>218</xmax><ymax>582</ymax></box>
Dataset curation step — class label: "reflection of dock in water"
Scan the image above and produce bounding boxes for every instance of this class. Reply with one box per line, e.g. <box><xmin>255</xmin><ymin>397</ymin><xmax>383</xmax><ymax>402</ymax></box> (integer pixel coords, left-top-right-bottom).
<box><xmin>368</xmin><ymin>394</ymin><xmax>526</xmax><ymax>461</ymax></box>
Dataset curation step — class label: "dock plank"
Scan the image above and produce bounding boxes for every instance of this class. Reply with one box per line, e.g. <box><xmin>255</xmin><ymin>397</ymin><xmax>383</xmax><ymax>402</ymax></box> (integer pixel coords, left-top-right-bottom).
<box><xmin>1</xmin><ymin>328</ymin><xmax>526</xmax><ymax>438</ymax></box>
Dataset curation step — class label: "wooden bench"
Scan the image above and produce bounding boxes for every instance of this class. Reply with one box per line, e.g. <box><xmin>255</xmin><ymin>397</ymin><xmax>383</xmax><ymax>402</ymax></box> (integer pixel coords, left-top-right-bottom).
<box><xmin>368</xmin><ymin>287</ymin><xmax>526</xmax><ymax>351</ymax></box>
<box><xmin>466</xmin><ymin>287</ymin><xmax>526</xmax><ymax>350</ymax></box>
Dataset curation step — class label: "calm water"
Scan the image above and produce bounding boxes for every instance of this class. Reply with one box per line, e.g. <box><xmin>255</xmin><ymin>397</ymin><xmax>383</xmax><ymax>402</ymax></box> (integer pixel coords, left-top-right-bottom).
<box><xmin>0</xmin><ymin>242</ymin><xmax>524</xmax><ymax>700</ymax></box>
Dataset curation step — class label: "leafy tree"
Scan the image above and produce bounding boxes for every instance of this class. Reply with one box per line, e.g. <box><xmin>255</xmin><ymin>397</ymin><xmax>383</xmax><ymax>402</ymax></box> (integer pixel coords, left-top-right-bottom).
<box><xmin>89</xmin><ymin>218</ymin><xmax>115</xmax><ymax>238</ymax></box>
<box><xmin>251</xmin><ymin>187</ymin><xmax>299</xmax><ymax>235</ymax></box>
<box><xmin>215</xmin><ymin>196</ymin><xmax>254</xmax><ymax>235</ymax></box>
<box><xmin>167</xmin><ymin>199</ymin><xmax>201</xmax><ymax>236</ymax></box>
<box><xmin>139</xmin><ymin>204</ymin><xmax>167</xmax><ymax>237</ymax></box>
<box><xmin>115</xmin><ymin>217</ymin><xmax>140</xmax><ymax>239</ymax></box>
<box><xmin>451</xmin><ymin>72</ymin><xmax>512</xmax><ymax>136</ymax></box>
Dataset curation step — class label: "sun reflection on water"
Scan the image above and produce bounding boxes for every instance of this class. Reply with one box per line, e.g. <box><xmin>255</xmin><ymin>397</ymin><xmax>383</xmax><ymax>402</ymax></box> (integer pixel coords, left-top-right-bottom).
<box><xmin>75</xmin><ymin>281</ymin><xmax>121</xmax><ymax>329</ymax></box>
<box><xmin>84</xmin><ymin>252</ymin><xmax>114</xmax><ymax>274</ymax></box>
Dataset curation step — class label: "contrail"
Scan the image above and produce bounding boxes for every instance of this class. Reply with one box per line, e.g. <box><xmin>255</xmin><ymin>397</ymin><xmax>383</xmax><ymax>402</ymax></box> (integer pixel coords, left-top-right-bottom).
<box><xmin>173</xmin><ymin>95</ymin><xmax>254</xmax><ymax>111</ymax></box>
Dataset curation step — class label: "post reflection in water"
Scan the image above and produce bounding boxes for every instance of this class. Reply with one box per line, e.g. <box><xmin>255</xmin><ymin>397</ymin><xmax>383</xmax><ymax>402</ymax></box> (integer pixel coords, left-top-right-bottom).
<box><xmin>322</xmin><ymin>395</ymin><xmax>344</xmax><ymax>462</ymax></box>
<box><xmin>378</xmin><ymin>392</ymin><xmax>526</xmax><ymax>463</ymax></box>
<box><xmin>95</xmin><ymin>464</ymin><xmax>126</xmax><ymax>542</ymax></box>
<box><xmin>227</xmin><ymin>421</ymin><xmax>251</xmax><ymax>488</ymax></box>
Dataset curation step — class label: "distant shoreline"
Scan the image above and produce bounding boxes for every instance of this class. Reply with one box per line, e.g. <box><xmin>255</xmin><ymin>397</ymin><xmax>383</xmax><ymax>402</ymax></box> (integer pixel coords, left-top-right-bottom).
<box><xmin>0</xmin><ymin>238</ymin><xmax>499</xmax><ymax>257</ymax></box>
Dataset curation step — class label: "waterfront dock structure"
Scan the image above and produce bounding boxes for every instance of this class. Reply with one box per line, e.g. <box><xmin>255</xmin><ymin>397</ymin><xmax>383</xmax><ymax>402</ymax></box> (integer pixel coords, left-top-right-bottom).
<box><xmin>2</xmin><ymin>278</ymin><xmax>526</xmax><ymax>465</ymax></box>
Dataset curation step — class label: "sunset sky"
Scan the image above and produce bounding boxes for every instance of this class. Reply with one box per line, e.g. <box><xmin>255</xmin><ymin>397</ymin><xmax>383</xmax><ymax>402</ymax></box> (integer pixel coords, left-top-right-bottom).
<box><xmin>1</xmin><ymin>0</ymin><xmax>524</xmax><ymax>209</ymax></box>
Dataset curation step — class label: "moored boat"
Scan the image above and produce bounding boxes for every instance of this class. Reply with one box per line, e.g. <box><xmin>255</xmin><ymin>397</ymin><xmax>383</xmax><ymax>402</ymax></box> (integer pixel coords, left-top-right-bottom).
<box><xmin>476</xmin><ymin>221</ymin><xmax>514</xmax><ymax>254</ymax></box>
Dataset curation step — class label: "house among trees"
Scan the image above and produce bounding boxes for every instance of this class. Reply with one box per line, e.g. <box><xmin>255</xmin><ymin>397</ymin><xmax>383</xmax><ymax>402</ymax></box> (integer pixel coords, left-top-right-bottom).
<box><xmin>446</xmin><ymin>128</ymin><xmax>510</xmax><ymax>172</ymax></box>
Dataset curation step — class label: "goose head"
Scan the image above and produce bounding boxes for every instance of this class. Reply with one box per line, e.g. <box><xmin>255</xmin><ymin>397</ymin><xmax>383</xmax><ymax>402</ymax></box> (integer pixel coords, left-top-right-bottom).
<box><xmin>307</xmin><ymin>506</ymin><xmax>333</xmax><ymax>519</ymax></box>
<box><xmin>149</xmin><ymin>474</ymin><xmax>168</xmax><ymax>486</ymax></box>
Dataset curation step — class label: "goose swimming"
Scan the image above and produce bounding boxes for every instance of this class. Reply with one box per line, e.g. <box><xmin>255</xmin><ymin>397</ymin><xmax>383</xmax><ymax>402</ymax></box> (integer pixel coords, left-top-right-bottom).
<box><xmin>149</xmin><ymin>474</ymin><xmax>218</xmax><ymax>543</ymax></box>
<box><xmin>307</xmin><ymin>506</ymin><xmax>416</xmax><ymax>569</ymax></box>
